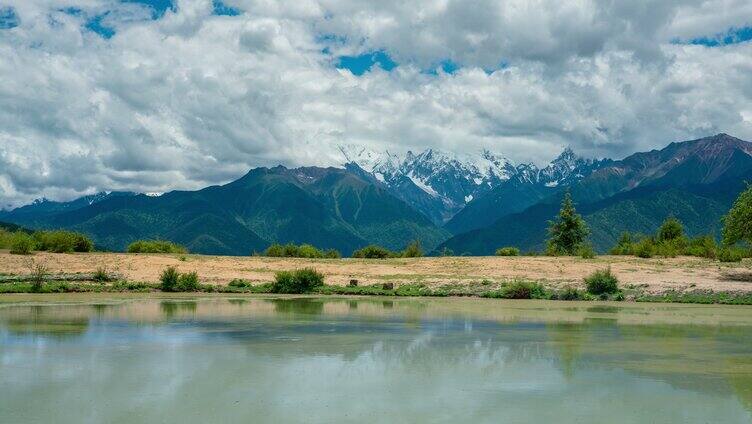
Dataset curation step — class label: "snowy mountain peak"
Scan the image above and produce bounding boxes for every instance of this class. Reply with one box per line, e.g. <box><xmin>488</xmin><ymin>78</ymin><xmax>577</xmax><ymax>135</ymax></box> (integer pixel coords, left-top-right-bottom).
<box><xmin>339</xmin><ymin>144</ymin><xmax>605</xmax><ymax>225</ymax></box>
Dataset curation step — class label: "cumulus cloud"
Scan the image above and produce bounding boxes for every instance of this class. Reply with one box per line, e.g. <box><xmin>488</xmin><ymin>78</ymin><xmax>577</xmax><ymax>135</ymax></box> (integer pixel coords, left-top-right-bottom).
<box><xmin>0</xmin><ymin>0</ymin><xmax>751</xmax><ymax>207</ymax></box>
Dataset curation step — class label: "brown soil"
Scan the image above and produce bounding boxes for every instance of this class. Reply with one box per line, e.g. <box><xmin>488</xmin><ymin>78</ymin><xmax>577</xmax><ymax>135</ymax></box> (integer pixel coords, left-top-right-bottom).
<box><xmin>1</xmin><ymin>251</ymin><xmax>751</xmax><ymax>294</ymax></box>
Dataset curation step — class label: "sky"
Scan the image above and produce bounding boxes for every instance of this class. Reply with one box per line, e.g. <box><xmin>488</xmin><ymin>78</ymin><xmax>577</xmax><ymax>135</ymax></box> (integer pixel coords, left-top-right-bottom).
<box><xmin>1</xmin><ymin>0</ymin><xmax>752</xmax><ymax>207</ymax></box>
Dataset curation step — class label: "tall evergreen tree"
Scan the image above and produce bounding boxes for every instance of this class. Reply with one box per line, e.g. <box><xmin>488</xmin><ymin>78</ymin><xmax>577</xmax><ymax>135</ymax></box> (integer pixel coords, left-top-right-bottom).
<box><xmin>547</xmin><ymin>191</ymin><xmax>589</xmax><ymax>255</ymax></box>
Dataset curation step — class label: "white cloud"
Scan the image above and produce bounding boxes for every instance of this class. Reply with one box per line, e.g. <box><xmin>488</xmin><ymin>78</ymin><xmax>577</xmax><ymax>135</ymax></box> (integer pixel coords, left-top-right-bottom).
<box><xmin>0</xmin><ymin>0</ymin><xmax>751</xmax><ymax>207</ymax></box>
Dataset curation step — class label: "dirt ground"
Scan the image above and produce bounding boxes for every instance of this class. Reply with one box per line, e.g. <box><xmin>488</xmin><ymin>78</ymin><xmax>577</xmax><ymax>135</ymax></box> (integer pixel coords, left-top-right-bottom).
<box><xmin>1</xmin><ymin>251</ymin><xmax>752</xmax><ymax>295</ymax></box>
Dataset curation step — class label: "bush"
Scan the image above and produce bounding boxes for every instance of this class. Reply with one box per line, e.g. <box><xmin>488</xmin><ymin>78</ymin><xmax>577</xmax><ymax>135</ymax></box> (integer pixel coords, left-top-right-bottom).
<box><xmin>264</xmin><ymin>243</ymin><xmax>288</xmax><ymax>257</ymax></box>
<box><xmin>228</xmin><ymin>279</ymin><xmax>253</xmax><ymax>288</ymax></box>
<box><xmin>10</xmin><ymin>232</ymin><xmax>35</xmax><ymax>255</ymax></box>
<box><xmin>324</xmin><ymin>249</ymin><xmax>341</xmax><ymax>259</ymax></box>
<box><xmin>29</xmin><ymin>262</ymin><xmax>48</xmax><ymax>293</ymax></box>
<box><xmin>93</xmin><ymin>266</ymin><xmax>111</xmax><ymax>283</ymax></box>
<box><xmin>402</xmin><ymin>240</ymin><xmax>423</xmax><ymax>258</ymax></box>
<box><xmin>177</xmin><ymin>271</ymin><xmax>200</xmax><ymax>291</ymax></box>
<box><xmin>352</xmin><ymin>245</ymin><xmax>398</xmax><ymax>259</ymax></box>
<box><xmin>271</xmin><ymin>268</ymin><xmax>325</xmax><ymax>293</ymax></box>
<box><xmin>584</xmin><ymin>268</ymin><xmax>619</xmax><ymax>295</ymax></box>
<box><xmin>495</xmin><ymin>247</ymin><xmax>520</xmax><ymax>256</ymax></box>
<box><xmin>657</xmin><ymin>217</ymin><xmax>684</xmax><ymax>242</ymax></box>
<box><xmin>609</xmin><ymin>232</ymin><xmax>635</xmax><ymax>255</ymax></box>
<box><xmin>555</xmin><ymin>286</ymin><xmax>586</xmax><ymax>301</ymax></box>
<box><xmin>263</xmin><ymin>243</ymin><xmax>340</xmax><ymax>259</ymax></box>
<box><xmin>577</xmin><ymin>244</ymin><xmax>596</xmax><ymax>259</ymax></box>
<box><xmin>718</xmin><ymin>247</ymin><xmax>744</xmax><ymax>263</ymax></box>
<box><xmin>633</xmin><ymin>238</ymin><xmax>655</xmax><ymax>258</ymax></box>
<box><xmin>298</xmin><ymin>244</ymin><xmax>324</xmax><ymax>258</ymax></box>
<box><xmin>160</xmin><ymin>266</ymin><xmax>180</xmax><ymax>292</ymax></box>
<box><xmin>34</xmin><ymin>230</ymin><xmax>93</xmax><ymax>253</ymax></box>
<box><xmin>654</xmin><ymin>239</ymin><xmax>681</xmax><ymax>258</ymax></box>
<box><xmin>499</xmin><ymin>280</ymin><xmax>548</xmax><ymax>299</ymax></box>
<box><xmin>684</xmin><ymin>235</ymin><xmax>717</xmax><ymax>259</ymax></box>
<box><xmin>127</xmin><ymin>240</ymin><xmax>187</xmax><ymax>254</ymax></box>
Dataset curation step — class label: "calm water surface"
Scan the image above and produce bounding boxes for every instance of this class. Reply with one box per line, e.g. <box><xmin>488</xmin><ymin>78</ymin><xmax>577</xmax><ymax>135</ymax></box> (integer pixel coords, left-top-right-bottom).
<box><xmin>1</xmin><ymin>295</ymin><xmax>751</xmax><ymax>423</ymax></box>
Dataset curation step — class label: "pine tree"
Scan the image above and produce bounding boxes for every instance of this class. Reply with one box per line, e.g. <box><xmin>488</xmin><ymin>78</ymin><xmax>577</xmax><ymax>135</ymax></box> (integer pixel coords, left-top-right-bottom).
<box><xmin>547</xmin><ymin>191</ymin><xmax>589</xmax><ymax>255</ymax></box>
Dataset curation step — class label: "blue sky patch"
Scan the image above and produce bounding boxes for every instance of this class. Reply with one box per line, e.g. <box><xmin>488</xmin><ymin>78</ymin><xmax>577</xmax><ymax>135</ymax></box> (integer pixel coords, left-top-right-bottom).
<box><xmin>85</xmin><ymin>14</ymin><xmax>115</xmax><ymax>38</ymax></box>
<box><xmin>687</xmin><ymin>26</ymin><xmax>752</xmax><ymax>46</ymax></box>
<box><xmin>124</xmin><ymin>0</ymin><xmax>175</xmax><ymax>19</ymax></box>
<box><xmin>337</xmin><ymin>51</ymin><xmax>397</xmax><ymax>75</ymax></box>
<box><xmin>0</xmin><ymin>7</ymin><xmax>19</xmax><ymax>29</ymax></box>
<box><xmin>213</xmin><ymin>0</ymin><xmax>240</xmax><ymax>16</ymax></box>
<box><xmin>423</xmin><ymin>59</ymin><xmax>459</xmax><ymax>75</ymax></box>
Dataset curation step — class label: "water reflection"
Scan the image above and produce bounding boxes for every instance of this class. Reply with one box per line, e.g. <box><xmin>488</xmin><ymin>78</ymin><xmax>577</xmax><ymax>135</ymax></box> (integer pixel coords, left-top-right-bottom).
<box><xmin>160</xmin><ymin>300</ymin><xmax>197</xmax><ymax>319</ymax></box>
<box><xmin>0</xmin><ymin>297</ymin><xmax>750</xmax><ymax>423</ymax></box>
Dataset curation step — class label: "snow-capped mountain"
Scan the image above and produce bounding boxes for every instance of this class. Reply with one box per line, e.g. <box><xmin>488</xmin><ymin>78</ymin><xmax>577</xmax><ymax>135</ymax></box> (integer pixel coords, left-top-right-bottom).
<box><xmin>339</xmin><ymin>145</ymin><xmax>607</xmax><ymax>225</ymax></box>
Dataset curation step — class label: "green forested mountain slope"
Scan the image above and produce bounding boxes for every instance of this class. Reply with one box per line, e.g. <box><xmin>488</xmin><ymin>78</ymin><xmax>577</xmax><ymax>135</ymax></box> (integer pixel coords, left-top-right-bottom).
<box><xmin>1</xmin><ymin>166</ymin><xmax>448</xmax><ymax>255</ymax></box>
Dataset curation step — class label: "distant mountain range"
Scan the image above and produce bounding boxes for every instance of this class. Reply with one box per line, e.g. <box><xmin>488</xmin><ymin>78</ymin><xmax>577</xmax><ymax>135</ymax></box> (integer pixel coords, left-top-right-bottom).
<box><xmin>340</xmin><ymin>145</ymin><xmax>607</xmax><ymax>227</ymax></box>
<box><xmin>2</xmin><ymin>133</ymin><xmax>750</xmax><ymax>256</ymax></box>
<box><xmin>438</xmin><ymin>133</ymin><xmax>752</xmax><ymax>254</ymax></box>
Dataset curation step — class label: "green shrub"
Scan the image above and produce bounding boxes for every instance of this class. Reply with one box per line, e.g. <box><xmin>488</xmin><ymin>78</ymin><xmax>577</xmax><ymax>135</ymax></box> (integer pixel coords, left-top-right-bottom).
<box><xmin>577</xmin><ymin>244</ymin><xmax>596</xmax><ymax>259</ymax></box>
<box><xmin>718</xmin><ymin>247</ymin><xmax>744</xmax><ymax>263</ymax></box>
<box><xmin>93</xmin><ymin>266</ymin><xmax>111</xmax><ymax>283</ymax></box>
<box><xmin>228</xmin><ymin>279</ymin><xmax>253</xmax><ymax>288</ymax></box>
<box><xmin>34</xmin><ymin>230</ymin><xmax>93</xmax><ymax>253</ymax></box>
<box><xmin>297</xmin><ymin>244</ymin><xmax>323</xmax><ymax>258</ymax></box>
<box><xmin>127</xmin><ymin>240</ymin><xmax>187</xmax><ymax>254</ymax></box>
<box><xmin>0</xmin><ymin>228</ymin><xmax>15</xmax><ymax>249</ymax></box>
<box><xmin>29</xmin><ymin>263</ymin><xmax>48</xmax><ymax>293</ymax></box>
<box><xmin>160</xmin><ymin>266</ymin><xmax>180</xmax><ymax>292</ymax></box>
<box><xmin>609</xmin><ymin>232</ymin><xmax>635</xmax><ymax>255</ymax></box>
<box><xmin>633</xmin><ymin>238</ymin><xmax>655</xmax><ymax>258</ymax></box>
<box><xmin>271</xmin><ymin>268</ymin><xmax>325</xmax><ymax>293</ymax></box>
<box><xmin>584</xmin><ymin>268</ymin><xmax>619</xmax><ymax>295</ymax></box>
<box><xmin>495</xmin><ymin>247</ymin><xmax>520</xmax><ymax>256</ymax></box>
<box><xmin>352</xmin><ymin>245</ymin><xmax>398</xmax><ymax>259</ymax></box>
<box><xmin>264</xmin><ymin>243</ymin><xmax>287</xmax><ymax>257</ymax></box>
<box><xmin>263</xmin><ymin>243</ymin><xmax>340</xmax><ymax>259</ymax></box>
<box><xmin>402</xmin><ymin>240</ymin><xmax>423</xmax><ymax>258</ymax></box>
<box><xmin>555</xmin><ymin>286</ymin><xmax>586</xmax><ymax>301</ymax></box>
<box><xmin>324</xmin><ymin>249</ymin><xmax>341</xmax><ymax>259</ymax></box>
<box><xmin>654</xmin><ymin>239</ymin><xmax>681</xmax><ymax>258</ymax></box>
<box><xmin>684</xmin><ymin>235</ymin><xmax>717</xmax><ymax>259</ymax></box>
<box><xmin>177</xmin><ymin>271</ymin><xmax>200</xmax><ymax>291</ymax></box>
<box><xmin>10</xmin><ymin>232</ymin><xmax>35</xmax><ymax>255</ymax></box>
<box><xmin>492</xmin><ymin>280</ymin><xmax>548</xmax><ymax>299</ymax></box>
<box><xmin>657</xmin><ymin>217</ymin><xmax>684</xmax><ymax>242</ymax></box>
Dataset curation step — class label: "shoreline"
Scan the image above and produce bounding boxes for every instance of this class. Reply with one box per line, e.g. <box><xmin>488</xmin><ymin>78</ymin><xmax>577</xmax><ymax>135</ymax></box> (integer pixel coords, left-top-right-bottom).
<box><xmin>1</xmin><ymin>251</ymin><xmax>751</xmax><ymax>306</ymax></box>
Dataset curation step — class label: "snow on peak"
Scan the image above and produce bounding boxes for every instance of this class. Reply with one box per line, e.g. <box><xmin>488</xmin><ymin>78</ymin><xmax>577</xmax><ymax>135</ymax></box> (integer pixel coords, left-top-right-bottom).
<box><xmin>338</xmin><ymin>144</ymin><xmax>400</xmax><ymax>175</ymax></box>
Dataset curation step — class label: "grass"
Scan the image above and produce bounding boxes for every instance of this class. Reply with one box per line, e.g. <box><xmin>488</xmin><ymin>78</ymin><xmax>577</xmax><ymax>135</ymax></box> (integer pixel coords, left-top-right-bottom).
<box><xmin>636</xmin><ymin>291</ymin><xmax>752</xmax><ymax>305</ymax></box>
<box><xmin>1</xmin><ymin>279</ymin><xmax>751</xmax><ymax>304</ymax></box>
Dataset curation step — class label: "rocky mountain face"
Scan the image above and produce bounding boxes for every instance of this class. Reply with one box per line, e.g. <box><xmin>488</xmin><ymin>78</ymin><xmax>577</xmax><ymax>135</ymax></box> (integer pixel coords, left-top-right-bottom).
<box><xmin>340</xmin><ymin>145</ymin><xmax>607</xmax><ymax>228</ymax></box>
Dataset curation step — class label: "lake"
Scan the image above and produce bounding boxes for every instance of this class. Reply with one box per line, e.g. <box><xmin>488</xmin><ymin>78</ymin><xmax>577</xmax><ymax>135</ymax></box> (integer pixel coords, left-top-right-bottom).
<box><xmin>1</xmin><ymin>295</ymin><xmax>751</xmax><ymax>423</ymax></box>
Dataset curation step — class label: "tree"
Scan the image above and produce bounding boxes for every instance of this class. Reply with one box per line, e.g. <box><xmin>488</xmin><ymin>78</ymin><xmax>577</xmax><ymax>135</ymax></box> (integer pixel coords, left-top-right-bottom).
<box><xmin>547</xmin><ymin>191</ymin><xmax>589</xmax><ymax>255</ymax></box>
<box><xmin>723</xmin><ymin>184</ymin><xmax>752</xmax><ymax>246</ymax></box>
<box><xmin>657</xmin><ymin>217</ymin><xmax>684</xmax><ymax>242</ymax></box>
